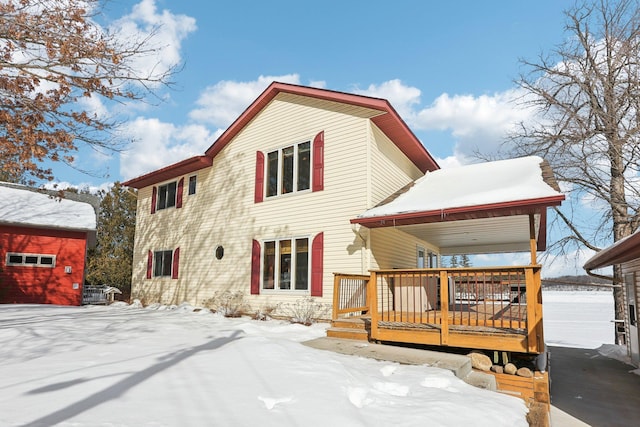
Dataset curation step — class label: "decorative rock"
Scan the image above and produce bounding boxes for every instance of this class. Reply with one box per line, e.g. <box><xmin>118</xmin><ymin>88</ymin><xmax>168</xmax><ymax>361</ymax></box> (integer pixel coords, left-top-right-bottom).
<box><xmin>491</xmin><ymin>365</ymin><xmax>504</xmax><ymax>374</ymax></box>
<box><xmin>517</xmin><ymin>367</ymin><xmax>533</xmax><ymax>378</ymax></box>
<box><xmin>504</xmin><ymin>363</ymin><xmax>517</xmax><ymax>375</ymax></box>
<box><xmin>468</xmin><ymin>351</ymin><xmax>492</xmax><ymax>371</ymax></box>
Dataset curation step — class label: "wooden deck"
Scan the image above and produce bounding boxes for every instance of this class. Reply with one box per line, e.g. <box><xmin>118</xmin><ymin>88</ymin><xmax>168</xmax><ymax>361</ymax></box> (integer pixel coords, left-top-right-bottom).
<box><xmin>331</xmin><ymin>266</ymin><xmax>545</xmax><ymax>354</ymax></box>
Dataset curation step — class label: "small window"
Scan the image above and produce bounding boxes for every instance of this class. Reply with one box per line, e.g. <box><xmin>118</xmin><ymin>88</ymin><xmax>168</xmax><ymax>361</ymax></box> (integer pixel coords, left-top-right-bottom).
<box><xmin>153</xmin><ymin>250</ymin><xmax>173</xmax><ymax>277</ymax></box>
<box><xmin>25</xmin><ymin>255</ymin><xmax>38</xmax><ymax>264</ymax></box>
<box><xmin>157</xmin><ymin>181</ymin><xmax>177</xmax><ymax>210</ymax></box>
<box><xmin>188</xmin><ymin>175</ymin><xmax>197</xmax><ymax>195</ymax></box>
<box><xmin>8</xmin><ymin>254</ymin><xmax>22</xmax><ymax>264</ymax></box>
<box><xmin>40</xmin><ymin>256</ymin><xmax>54</xmax><ymax>265</ymax></box>
<box><xmin>215</xmin><ymin>246</ymin><xmax>224</xmax><ymax>260</ymax></box>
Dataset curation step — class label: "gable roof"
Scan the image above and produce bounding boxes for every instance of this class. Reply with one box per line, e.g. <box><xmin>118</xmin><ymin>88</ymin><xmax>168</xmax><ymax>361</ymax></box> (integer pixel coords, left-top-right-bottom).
<box><xmin>123</xmin><ymin>82</ymin><xmax>439</xmax><ymax>189</ymax></box>
<box><xmin>0</xmin><ymin>183</ymin><xmax>97</xmax><ymax>232</ymax></box>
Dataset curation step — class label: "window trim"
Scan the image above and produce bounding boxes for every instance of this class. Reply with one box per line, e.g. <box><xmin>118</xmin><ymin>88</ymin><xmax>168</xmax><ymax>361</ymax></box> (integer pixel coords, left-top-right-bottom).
<box><xmin>260</xmin><ymin>236</ymin><xmax>311</xmax><ymax>293</ymax></box>
<box><xmin>265</xmin><ymin>140</ymin><xmax>312</xmax><ymax>199</ymax></box>
<box><xmin>6</xmin><ymin>252</ymin><xmax>56</xmax><ymax>268</ymax></box>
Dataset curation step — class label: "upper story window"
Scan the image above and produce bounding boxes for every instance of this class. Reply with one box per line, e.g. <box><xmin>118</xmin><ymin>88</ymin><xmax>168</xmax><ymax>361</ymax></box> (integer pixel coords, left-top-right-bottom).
<box><xmin>266</xmin><ymin>141</ymin><xmax>311</xmax><ymax>197</ymax></box>
<box><xmin>6</xmin><ymin>253</ymin><xmax>56</xmax><ymax>268</ymax></box>
<box><xmin>157</xmin><ymin>181</ymin><xmax>177</xmax><ymax>210</ymax></box>
<box><xmin>188</xmin><ymin>175</ymin><xmax>197</xmax><ymax>195</ymax></box>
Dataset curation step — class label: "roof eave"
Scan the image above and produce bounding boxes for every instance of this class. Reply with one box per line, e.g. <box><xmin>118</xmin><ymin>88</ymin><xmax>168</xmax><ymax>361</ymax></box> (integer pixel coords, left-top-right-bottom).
<box><xmin>584</xmin><ymin>232</ymin><xmax>640</xmax><ymax>270</ymax></box>
<box><xmin>122</xmin><ymin>155</ymin><xmax>213</xmax><ymax>189</ymax></box>
<box><xmin>351</xmin><ymin>195</ymin><xmax>565</xmax><ymax>228</ymax></box>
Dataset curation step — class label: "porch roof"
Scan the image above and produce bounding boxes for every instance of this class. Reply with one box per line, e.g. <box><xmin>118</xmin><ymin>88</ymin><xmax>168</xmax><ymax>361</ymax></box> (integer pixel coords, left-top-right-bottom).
<box><xmin>352</xmin><ymin>156</ymin><xmax>565</xmax><ymax>254</ymax></box>
<box><xmin>584</xmin><ymin>230</ymin><xmax>640</xmax><ymax>270</ymax></box>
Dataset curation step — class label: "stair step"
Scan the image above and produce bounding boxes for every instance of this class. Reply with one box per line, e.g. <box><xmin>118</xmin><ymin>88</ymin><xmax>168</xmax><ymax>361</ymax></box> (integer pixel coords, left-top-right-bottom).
<box><xmin>331</xmin><ymin>319</ymin><xmax>368</xmax><ymax>330</ymax></box>
<box><xmin>327</xmin><ymin>327</ymin><xmax>369</xmax><ymax>341</ymax></box>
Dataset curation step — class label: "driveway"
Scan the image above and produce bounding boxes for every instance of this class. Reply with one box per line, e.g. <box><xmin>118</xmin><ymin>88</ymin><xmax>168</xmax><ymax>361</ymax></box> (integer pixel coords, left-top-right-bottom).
<box><xmin>549</xmin><ymin>346</ymin><xmax>640</xmax><ymax>427</ymax></box>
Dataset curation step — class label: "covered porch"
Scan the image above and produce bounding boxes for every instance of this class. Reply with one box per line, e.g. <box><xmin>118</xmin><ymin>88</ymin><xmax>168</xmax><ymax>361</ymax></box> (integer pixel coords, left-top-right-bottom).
<box><xmin>330</xmin><ymin>157</ymin><xmax>564</xmax><ymax>355</ymax></box>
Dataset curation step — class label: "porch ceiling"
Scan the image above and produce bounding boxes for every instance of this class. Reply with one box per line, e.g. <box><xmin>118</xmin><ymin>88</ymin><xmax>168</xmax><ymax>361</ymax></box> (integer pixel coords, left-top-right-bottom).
<box><xmin>391</xmin><ymin>214</ymin><xmax>540</xmax><ymax>255</ymax></box>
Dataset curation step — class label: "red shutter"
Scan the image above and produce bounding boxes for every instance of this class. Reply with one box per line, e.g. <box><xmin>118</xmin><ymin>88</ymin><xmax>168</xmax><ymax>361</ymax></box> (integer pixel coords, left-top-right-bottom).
<box><xmin>172</xmin><ymin>247</ymin><xmax>180</xmax><ymax>279</ymax></box>
<box><xmin>176</xmin><ymin>178</ymin><xmax>184</xmax><ymax>208</ymax></box>
<box><xmin>254</xmin><ymin>151</ymin><xmax>265</xmax><ymax>203</ymax></box>
<box><xmin>311</xmin><ymin>232</ymin><xmax>324</xmax><ymax>296</ymax></box>
<box><xmin>251</xmin><ymin>239</ymin><xmax>261</xmax><ymax>294</ymax></box>
<box><xmin>146</xmin><ymin>250</ymin><xmax>153</xmax><ymax>279</ymax></box>
<box><xmin>312</xmin><ymin>131</ymin><xmax>324</xmax><ymax>192</ymax></box>
<box><xmin>151</xmin><ymin>187</ymin><xmax>157</xmax><ymax>214</ymax></box>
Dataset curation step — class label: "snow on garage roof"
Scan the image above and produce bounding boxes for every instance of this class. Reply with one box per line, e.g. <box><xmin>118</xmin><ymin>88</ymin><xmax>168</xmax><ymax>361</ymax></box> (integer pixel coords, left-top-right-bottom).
<box><xmin>0</xmin><ymin>184</ymin><xmax>97</xmax><ymax>231</ymax></box>
<box><xmin>356</xmin><ymin>156</ymin><xmax>564</xmax><ymax>222</ymax></box>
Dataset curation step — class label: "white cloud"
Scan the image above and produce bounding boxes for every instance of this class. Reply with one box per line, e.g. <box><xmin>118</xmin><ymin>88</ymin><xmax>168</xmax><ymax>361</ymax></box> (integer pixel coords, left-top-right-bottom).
<box><xmin>120</xmin><ymin>118</ymin><xmax>214</xmax><ymax>180</ymax></box>
<box><xmin>188</xmin><ymin>74</ymin><xmax>302</xmax><ymax>128</ymax></box>
<box><xmin>353</xmin><ymin>79</ymin><xmax>422</xmax><ymax>120</ymax></box>
<box><xmin>110</xmin><ymin>0</ymin><xmax>197</xmax><ymax>85</ymax></box>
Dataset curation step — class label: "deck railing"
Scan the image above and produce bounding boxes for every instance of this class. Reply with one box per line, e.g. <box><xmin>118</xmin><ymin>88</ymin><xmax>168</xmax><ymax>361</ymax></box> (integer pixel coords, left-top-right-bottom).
<box><xmin>333</xmin><ymin>266</ymin><xmax>544</xmax><ymax>354</ymax></box>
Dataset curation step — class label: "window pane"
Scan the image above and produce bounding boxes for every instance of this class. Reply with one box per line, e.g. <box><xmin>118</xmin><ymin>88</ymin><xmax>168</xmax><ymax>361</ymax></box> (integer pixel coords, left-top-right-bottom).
<box><xmin>25</xmin><ymin>256</ymin><xmax>38</xmax><ymax>264</ymax></box>
<box><xmin>279</xmin><ymin>240</ymin><xmax>291</xmax><ymax>289</ymax></box>
<box><xmin>267</xmin><ymin>151</ymin><xmax>278</xmax><ymax>197</ymax></box>
<box><xmin>282</xmin><ymin>146</ymin><xmax>294</xmax><ymax>194</ymax></box>
<box><xmin>188</xmin><ymin>176</ymin><xmax>197</xmax><ymax>195</ymax></box>
<box><xmin>153</xmin><ymin>251</ymin><xmax>164</xmax><ymax>277</ymax></box>
<box><xmin>8</xmin><ymin>254</ymin><xmax>22</xmax><ymax>264</ymax></box>
<box><xmin>166</xmin><ymin>182</ymin><xmax>177</xmax><ymax>208</ymax></box>
<box><xmin>295</xmin><ymin>238</ymin><xmax>309</xmax><ymax>290</ymax></box>
<box><xmin>162</xmin><ymin>250</ymin><xmax>173</xmax><ymax>276</ymax></box>
<box><xmin>297</xmin><ymin>142</ymin><xmax>310</xmax><ymax>191</ymax></box>
<box><xmin>40</xmin><ymin>256</ymin><xmax>54</xmax><ymax>266</ymax></box>
<box><xmin>263</xmin><ymin>241</ymin><xmax>275</xmax><ymax>289</ymax></box>
<box><xmin>158</xmin><ymin>185</ymin><xmax>167</xmax><ymax>210</ymax></box>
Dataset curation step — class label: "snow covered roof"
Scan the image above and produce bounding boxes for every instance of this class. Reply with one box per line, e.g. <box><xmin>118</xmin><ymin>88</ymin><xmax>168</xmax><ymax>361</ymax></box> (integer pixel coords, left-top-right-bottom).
<box><xmin>356</xmin><ymin>156</ymin><xmax>564</xmax><ymax>223</ymax></box>
<box><xmin>0</xmin><ymin>183</ymin><xmax>97</xmax><ymax>232</ymax></box>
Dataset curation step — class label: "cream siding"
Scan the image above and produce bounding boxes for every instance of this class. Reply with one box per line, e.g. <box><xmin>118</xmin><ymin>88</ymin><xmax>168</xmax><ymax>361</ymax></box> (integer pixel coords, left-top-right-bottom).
<box><xmin>131</xmin><ymin>92</ymin><xmax>441</xmax><ymax>311</ymax></box>
<box><xmin>369</xmin><ymin>227</ymin><xmax>439</xmax><ymax>270</ymax></box>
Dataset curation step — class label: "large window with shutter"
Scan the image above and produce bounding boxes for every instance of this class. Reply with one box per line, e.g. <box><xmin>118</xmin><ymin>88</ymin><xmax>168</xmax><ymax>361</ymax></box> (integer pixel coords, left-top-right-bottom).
<box><xmin>254</xmin><ymin>131</ymin><xmax>323</xmax><ymax>203</ymax></box>
<box><xmin>266</xmin><ymin>142</ymin><xmax>311</xmax><ymax>197</ymax></box>
<box><xmin>251</xmin><ymin>233</ymin><xmax>323</xmax><ymax>296</ymax></box>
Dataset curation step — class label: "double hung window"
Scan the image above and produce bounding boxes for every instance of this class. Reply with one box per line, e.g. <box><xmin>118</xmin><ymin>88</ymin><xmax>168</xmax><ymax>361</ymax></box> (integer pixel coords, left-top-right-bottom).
<box><xmin>266</xmin><ymin>141</ymin><xmax>311</xmax><ymax>197</ymax></box>
<box><xmin>153</xmin><ymin>250</ymin><xmax>173</xmax><ymax>277</ymax></box>
<box><xmin>157</xmin><ymin>182</ymin><xmax>177</xmax><ymax>210</ymax></box>
<box><xmin>262</xmin><ymin>237</ymin><xmax>309</xmax><ymax>291</ymax></box>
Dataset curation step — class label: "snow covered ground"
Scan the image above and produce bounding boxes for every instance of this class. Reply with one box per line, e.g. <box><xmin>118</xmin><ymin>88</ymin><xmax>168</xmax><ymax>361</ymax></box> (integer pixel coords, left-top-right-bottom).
<box><xmin>0</xmin><ymin>291</ymin><xmax>616</xmax><ymax>426</ymax></box>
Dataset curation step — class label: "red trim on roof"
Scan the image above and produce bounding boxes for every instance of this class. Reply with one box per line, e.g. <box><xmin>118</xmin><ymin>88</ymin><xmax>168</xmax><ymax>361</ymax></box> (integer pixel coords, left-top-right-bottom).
<box><xmin>584</xmin><ymin>231</ymin><xmax>640</xmax><ymax>270</ymax></box>
<box><xmin>122</xmin><ymin>156</ymin><xmax>212</xmax><ymax>189</ymax></box>
<box><xmin>351</xmin><ymin>195</ymin><xmax>565</xmax><ymax>228</ymax></box>
<box><xmin>205</xmin><ymin>82</ymin><xmax>439</xmax><ymax>173</ymax></box>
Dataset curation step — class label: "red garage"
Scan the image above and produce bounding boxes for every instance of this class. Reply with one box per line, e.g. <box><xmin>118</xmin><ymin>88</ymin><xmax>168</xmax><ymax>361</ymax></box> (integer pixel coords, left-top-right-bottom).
<box><xmin>0</xmin><ymin>183</ymin><xmax>97</xmax><ymax>305</ymax></box>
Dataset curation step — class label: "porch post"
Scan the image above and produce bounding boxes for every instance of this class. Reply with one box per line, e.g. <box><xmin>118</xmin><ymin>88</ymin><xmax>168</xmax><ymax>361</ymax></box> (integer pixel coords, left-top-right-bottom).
<box><xmin>439</xmin><ymin>270</ymin><xmax>449</xmax><ymax>346</ymax></box>
<box><xmin>529</xmin><ymin>213</ymin><xmax>537</xmax><ymax>265</ymax></box>
<box><xmin>369</xmin><ymin>271</ymin><xmax>379</xmax><ymax>340</ymax></box>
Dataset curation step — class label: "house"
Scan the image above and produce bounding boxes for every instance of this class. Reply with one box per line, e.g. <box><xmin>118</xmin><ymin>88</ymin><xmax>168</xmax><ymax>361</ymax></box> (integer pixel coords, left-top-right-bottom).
<box><xmin>584</xmin><ymin>232</ymin><xmax>640</xmax><ymax>368</ymax></box>
<box><xmin>123</xmin><ymin>82</ymin><xmax>563</xmax><ymax>351</ymax></box>
<box><xmin>0</xmin><ymin>183</ymin><xmax>98</xmax><ymax>305</ymax></box>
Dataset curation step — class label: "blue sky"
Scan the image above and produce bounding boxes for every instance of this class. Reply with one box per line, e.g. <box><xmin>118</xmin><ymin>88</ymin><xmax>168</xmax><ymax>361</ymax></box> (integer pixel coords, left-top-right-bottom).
<box><xmin>46</xmin><ymin>0</ymin><xmax>592</xmax><ymax>275</ymax></box>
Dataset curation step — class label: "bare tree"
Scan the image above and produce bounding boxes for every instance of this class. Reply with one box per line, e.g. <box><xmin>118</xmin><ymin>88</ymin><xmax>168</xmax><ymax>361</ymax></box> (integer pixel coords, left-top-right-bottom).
<box><xmin>0</xmin><ymin>0</ymin><xmax>177</xmax><ymax>183</ymax></box>
<box><xmin>512</xmin><ymin>0</ymin><xmax>640</xmax><ymax>343</ymax></box>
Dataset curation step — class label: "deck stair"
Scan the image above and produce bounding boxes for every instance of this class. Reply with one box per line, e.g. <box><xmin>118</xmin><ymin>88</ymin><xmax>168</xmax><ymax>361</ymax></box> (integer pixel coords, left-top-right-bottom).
<box><xmin>326</xmin><ymin>317</ymin><xmax>370</xmax><ymax>341</ymax></box>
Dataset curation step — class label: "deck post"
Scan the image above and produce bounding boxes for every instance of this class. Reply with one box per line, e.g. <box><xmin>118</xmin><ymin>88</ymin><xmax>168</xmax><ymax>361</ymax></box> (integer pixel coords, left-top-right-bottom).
<box><xmin>368</xmin><ymin>271</ymin><xmax>379</xmax><ymax>341</ymax></box>
<box><xmin>529</xmin><ymin>214</ymin><xmax>537</xmax><ymax>265</ymax></box>
<box><xmin>332</xmin><ymin>274</ymin><xmax>341</xmax><ymax>320</ymax></box>
<box><xmin>525</xmin><ymin>267</ymin><xmax>540</xmax><ymax>353</ymax></box>
<box><xmin>439</xmin><ymin>270</ymin><xmax>449</xmax><ymax>346</ymax></box>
